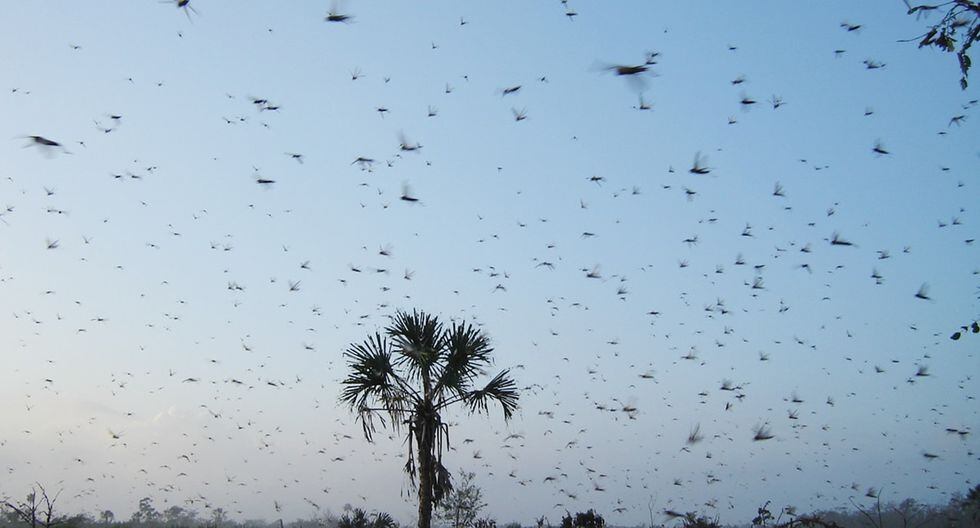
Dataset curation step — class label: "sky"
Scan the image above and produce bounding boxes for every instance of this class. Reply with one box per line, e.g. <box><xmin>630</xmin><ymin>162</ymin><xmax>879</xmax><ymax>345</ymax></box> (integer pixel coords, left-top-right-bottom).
<box><xmin>0</xmin><ymin>1</ymin><xmax>978</xmax><ymax>526</ymax></box>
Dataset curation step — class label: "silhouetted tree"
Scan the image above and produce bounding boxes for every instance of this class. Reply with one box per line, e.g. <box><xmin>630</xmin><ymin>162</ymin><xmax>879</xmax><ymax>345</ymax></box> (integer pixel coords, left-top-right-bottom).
<box><xmin>130</xmin><ymin>498</ymin><xmax>159</xmax><ymax>525</ymax></box>
<box><xmin>472</xmin><ymin>519</ymin><xmax>495</xmax><ymax>528</ymax></box>
<box><xmin>337</xmin><ymin>509</ymin><xmax>396</xmax><ymax>528</ymax></box>
<box><xmin>751</xmin><ymin>501</ymin><xmax>844</xmax><ymax>528</ymax></box>
<box><xmin>679</xmin><ymin>513</ymin><xmax>720</xmax><ymax>528</ymax></box>
<box><xmin>960</xmin><ymin>484</ymin><xmax>980</xmax><ymax>522</ymax></box>
<box><xmin>57</xmin><ymin>514</ymin><xmax>92</xmax><ymax>528</ymax></box>
<box><xmin>162</xmin><ymin>506</ymin><xmax>197</xmax><ymax>527</ymax></box>
<box><xmin>436</xmin><ymin>470</ymin><xmax>486</xmax><ymax>528</ymax></box>
<box><xmin>340</xmin><ymin>310</ymin><xmax>519</xmax><ymax>528</ymax></box>
<box><xmin>559</xmin><ymin>510</ymin><xmax>603</xmax><ymax>528</ymax></box>
<box><xmin>97</xmin><ymin>512</ymin><xmax>113</xmax><ymax>527</ymax></box>
<box><xmin>2</xmin><ymin>484</ymin><xmax>62</xmax><ymax>528</ymax></box>
<box><xmin>209</xmin><ymin>508</ymin><xmax>229</xmax><ymax>528</ymax></box>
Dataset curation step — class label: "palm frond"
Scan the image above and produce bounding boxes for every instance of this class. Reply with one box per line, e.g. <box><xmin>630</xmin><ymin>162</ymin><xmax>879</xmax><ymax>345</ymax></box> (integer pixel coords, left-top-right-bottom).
<box><xmin>338</xmin><ymin>509</ymin><xmax>369</xmax><ymax>528</ymax></box>
<box><xmin>339</xmin><ymin>333</ymin><xmax>413</xmax><ymax>440</ymax></box>
<box><xmin>403</xmin><ymin>426</ymin><xmax>417</xmax><ymax>484</ymax></box>
<box><xmin>372</xmin><ymin>512</ymin><xmax>397</xmax><ymax>528</ymax></box>
<box><xmin>434</xmin><ymin>322</ymin><xmax>494</xmax><ymax>399</ymax></box>
<box><xmin>464</xmin><ymin>369</ymin><xmax>519</xmax><ymax>420</ymax></box>
<box><xmin>388</xmin><ymin>309</ymin><xmax>444</xmax><ymax>381</ymax></box>
<box><xmin>433</xmin><ymin>459</ymin><xmax>454</xmax><ymax>503</ymax></box>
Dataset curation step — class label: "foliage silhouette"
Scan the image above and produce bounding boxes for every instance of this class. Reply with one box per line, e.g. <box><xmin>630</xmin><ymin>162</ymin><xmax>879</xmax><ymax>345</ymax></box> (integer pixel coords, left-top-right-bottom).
<box><xmin>340</xmin><ymin>310</ymin><xmax>518</xmax><ymax>528</ymax></box>
<box><xmin>337</xmin><ymin>508</ymin><xmax>396</xmax><ymax>528</ymax></box>
<box><xmin>436</xmin><ymin>470</ymin><xmax>486</xmax><ymax>528</ymax></box>
<box><xmin>2</xmin><ymin>484</ymin><xmax>62</xmax><ymax>528</ymax></box>
<box><xmin>904</xmin><ymin>0</ymin><xmax>980</xmax><ymax>88</ymax></box>
<box><xmin>559</xmin><ymin>510</ymin><xmax>603</xmax><ymax>528</ymax></box>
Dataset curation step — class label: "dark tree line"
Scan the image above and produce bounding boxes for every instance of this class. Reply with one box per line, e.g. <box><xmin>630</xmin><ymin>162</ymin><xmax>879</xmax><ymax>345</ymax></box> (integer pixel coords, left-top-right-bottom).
<box><xmin>4</xmin><ymin>485</ymin><xmax>979</xmax><ymax>528</ymax></box>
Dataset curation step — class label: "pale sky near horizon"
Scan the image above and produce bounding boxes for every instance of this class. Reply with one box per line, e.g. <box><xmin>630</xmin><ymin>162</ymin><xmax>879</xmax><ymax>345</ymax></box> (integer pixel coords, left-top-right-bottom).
<box><xmin>0</xmin><ymin>1</ymin><xmax>978</xmax><ymax>526</ymax></box>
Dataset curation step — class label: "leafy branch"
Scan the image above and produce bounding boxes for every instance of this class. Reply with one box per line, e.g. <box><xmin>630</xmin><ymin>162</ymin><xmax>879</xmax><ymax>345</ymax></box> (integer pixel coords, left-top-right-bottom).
<box><xmin>903</xmin><ymin>0</ymin><xmax>980</xmax><ymax>88</ymax></box>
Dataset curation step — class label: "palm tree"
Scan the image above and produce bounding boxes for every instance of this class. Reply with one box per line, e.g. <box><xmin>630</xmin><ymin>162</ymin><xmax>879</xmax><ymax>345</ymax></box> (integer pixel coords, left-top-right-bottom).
<box><xmin>338</xmin><ymin>508</ymin><xmax>398</xmax><ymax>528</ymax></box>
<box><xmin>340</xmin><ymin>309</ymin><xmax>519</xmax><ymax>528</ymax></box>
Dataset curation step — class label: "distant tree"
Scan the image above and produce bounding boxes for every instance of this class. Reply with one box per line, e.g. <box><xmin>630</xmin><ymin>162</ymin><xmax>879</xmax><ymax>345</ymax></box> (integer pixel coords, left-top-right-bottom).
<box><xmin>960</xmin><ymin>484</ymin><xmax>980</xmax><ymax>522</ymax></box>
<box><xmin>904</xmin><ymin>0</ymin><xmax>980</xmax><ymax>88</ymax></box>
<box><xmin>472</xmin><ymin>518</ymin><xmax>495</xmax><ymax>528</ymax></box>
<box><xmin>337</xmin><ymin>508</ymin><xmax>396</xmax><ymax>528</ymax></box>
<box><xmin>131</xmin><ymin>498</ymin><xmax>159</xmax><ymax>525</ymax></box>
<box><xmin>559</xmin><ymin>510</ymin><xmax>603</xmax><ymax>528</ymax></box>
<box><xmin>890</xmin><ymin>498</ymin><xmax>928</xmax><ymax>528</ymax></box>
<box><xmin>209</xmin><ymin>508</ymin><xmax>229</xmax><ymax>528</ymax></box>
<box><xmin>162</xmin><ymin>506</ymin><xmax>198</xmax><ymax>527</ymax></box>
<box><xmin>97</xmin><ymin>511</ymin><xmax>114</xmax><ymax>527</ymax></box>
<box><xmin>338</xmin><ymin>510</ymin><xmax>366</xmax><ymax>528</ymax></box>
<box><xmin>751</xmin><ymin>501</ymin><xmax>843</xmax><ymax>528</ymax></box>
<box><xmin>2</xmin><ymin>484</ymin><xmax>63</xmax><ymax>528</ymax></box>
<box><xmin>58</xmin><ymin>514</ymin><xmax>92</xmax><ymax>528</ymax></box>
<box><xmin>340</xmin><ymin>310</ymin><xmax>519</xmax><ymax>528</ymax></box>
<box><xmin>436</xmin><ymin>470</ymin><xmax>486</xmax><ymax>528</ymax></box>
<box><xmin>162</xmin><ymin>506</ymin><xmax>182</xmax><ymax>525</ymax></box>
<box><xmin>678</xmin><ymin>513</ymin><xmax>720</xmax><ymax>528</ymax></box>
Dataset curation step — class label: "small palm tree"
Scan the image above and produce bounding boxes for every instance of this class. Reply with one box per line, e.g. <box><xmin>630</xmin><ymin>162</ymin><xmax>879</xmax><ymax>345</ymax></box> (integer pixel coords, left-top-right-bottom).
<box><xmin>340</xmin><ymin>309</ymin><xmax>519</xmax><ymax>528</ymax></box>
<box><xmin>338</xmin><ymin>508</ymin><xmax>398</xmax><ymax>528</ymax></box>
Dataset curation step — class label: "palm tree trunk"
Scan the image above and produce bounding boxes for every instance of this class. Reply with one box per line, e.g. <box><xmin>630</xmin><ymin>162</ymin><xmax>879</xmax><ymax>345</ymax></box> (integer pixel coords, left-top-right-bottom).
<box><xmin>416</xmin><ymin>418</ymin><xmax>434</xmax><ymax>528</ymax></box>
<box><xmin>417</xmin><ymin>361</ymin><xmax>436</xmax><ymax>528</ymax></box>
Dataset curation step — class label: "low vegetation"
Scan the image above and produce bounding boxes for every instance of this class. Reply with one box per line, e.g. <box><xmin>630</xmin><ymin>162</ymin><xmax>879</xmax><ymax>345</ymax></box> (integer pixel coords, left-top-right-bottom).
<box><xmin>3</xmin><ymin>484</ymin><xmax>978</xmax><ymax>528</ymax></box>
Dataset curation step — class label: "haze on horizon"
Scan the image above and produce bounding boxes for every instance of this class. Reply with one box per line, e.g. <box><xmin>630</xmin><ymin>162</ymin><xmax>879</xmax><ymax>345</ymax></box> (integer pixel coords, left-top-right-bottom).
<box><xmin>0</xmin><ymin>1</ymin><xmax>977</xmax><ymax>526</ymax></box>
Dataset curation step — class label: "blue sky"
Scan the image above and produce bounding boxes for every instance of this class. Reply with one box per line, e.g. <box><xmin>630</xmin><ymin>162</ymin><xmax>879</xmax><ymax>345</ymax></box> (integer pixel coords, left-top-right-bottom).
<box><xmin>0</xmin><ymin>1</ymin><xmax>977</xmax><ymax>526</ymax></box>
